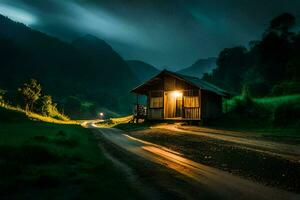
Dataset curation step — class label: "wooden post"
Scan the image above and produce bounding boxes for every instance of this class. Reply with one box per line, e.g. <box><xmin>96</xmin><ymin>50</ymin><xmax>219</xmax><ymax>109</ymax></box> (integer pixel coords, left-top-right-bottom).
<box><xmin>182</xmin><ymin>90</ymin><xmax>185</xmax><ymax>119</ymax></box>
<box><xmin>136</xmin><ymin>94</ymin><xmax>139</xmax><ymax>124</ymax></box>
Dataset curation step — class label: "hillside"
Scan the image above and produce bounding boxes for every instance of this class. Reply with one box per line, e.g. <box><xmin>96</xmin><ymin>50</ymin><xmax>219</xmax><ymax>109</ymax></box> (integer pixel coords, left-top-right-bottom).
<box><xmin>126</xmin><ymin>60</ymin><xmax>160</xmax><ymax>82</ymax></box>
<box><xmin>177</xmin><ymin>57</ymin><xmax>217</xmax><ymax>78</ymax></box>
<box><xmin>0</xmin><ymin>15</ymin><xmax>139</xmax><ymax>118</ymax></box>
<box><xmin>0</xmin><ymin>106</ymin><xmax>140</xmax><ymax>199</ymax></box>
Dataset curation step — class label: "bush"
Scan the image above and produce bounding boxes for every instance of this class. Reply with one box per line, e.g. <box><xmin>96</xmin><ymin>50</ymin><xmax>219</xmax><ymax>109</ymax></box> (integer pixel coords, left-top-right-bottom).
<box><xmin>0</xmin><ymin>89</ymin><xmax>6</xmax><ymax>103</ymax></box>
<box><xmin>35</xmin><ymin>95</ymin><xmax>70</xmax><ymax>121</ymax></box>
<box><xmin>229</xmin><ymin>86</ymin><xmax>270</xmax><ymax>118</ymax></box>
<box><xmin>273</xmin><ymin>102</ymin><xmax>300</xmax><ymax>127</ymax></box>
<box><xmin>230</xmin><ymin>97</ymin><xmax>268</xmax><ymax>118</ymax></box>
<box><xmin>271</xmin><ymin>81</ymin><xmax>300</xmax><ymax>96</ymax></box>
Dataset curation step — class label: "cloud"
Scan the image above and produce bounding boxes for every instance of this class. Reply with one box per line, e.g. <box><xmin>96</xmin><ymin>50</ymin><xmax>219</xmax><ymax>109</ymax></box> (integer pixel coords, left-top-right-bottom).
<box><xmin>0</xmin><ymin>3</ymin><xmax>38</xmax><ymax>25</ymax></box>
<box><xmin>59</xmin><ymin>1</ymin><xmax>154</xmax><ymax>49</ymax></box>
<box><xmin>0</xmin><ymin>0</ymin><xmax>299</xmax><ymax>69</ymax></box>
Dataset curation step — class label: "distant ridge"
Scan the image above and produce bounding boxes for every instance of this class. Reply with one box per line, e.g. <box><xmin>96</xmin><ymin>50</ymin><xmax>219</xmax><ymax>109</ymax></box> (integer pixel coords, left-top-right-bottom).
<box><xmin>177</xmin><ymin>57</ymin><xmax>217</xmax><ymax>79</ymax></box>
<box><xmin>126</xmin><ymin>60</ymin><xmax>160</xmax><ymax>82</ymax></box>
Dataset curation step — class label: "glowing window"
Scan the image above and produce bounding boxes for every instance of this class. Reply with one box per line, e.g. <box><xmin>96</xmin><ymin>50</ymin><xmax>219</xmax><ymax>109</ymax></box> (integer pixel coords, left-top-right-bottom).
<box><xmin>184</xmin><ymin>96</ymin><xmax>199</xmax><ymax>108</ymax></box>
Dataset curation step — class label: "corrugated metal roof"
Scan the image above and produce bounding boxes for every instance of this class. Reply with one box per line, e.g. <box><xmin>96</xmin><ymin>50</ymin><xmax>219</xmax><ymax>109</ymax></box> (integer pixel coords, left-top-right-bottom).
<box><xmin>131</xmin><ymin>69</ymin><xmax>230</xmax><ymax>97</ymax></box>
<box><xmin>171</xmin><ymin>71</ymin><xmax>229</xmax><ymax>96</ymax></box>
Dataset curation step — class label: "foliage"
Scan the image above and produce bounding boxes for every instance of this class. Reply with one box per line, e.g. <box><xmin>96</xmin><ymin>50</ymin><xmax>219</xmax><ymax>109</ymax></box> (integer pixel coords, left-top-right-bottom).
<box><xmin>203</xmin><ymin>13</ymin><xmax>300</xmax><ymax>96</ymax></box>
<box><xmin>36</xmin><ymin>95</ymin><xmax>53</xmax><ymax>116</ymax></box>
<box><xmin>228</xmin><ymin>94</ymin><xmax>268</xmax><ymax>119</ymax></box>
<box><xmin>0</xmin><ymin>103</ymin><xmax>74</xmax><ymax>124</ymax></box>
<box><xmin>271</xmin><ymin>81</ymin><xmax>300</xmax><ymax>96</ymax></box>
<box><xmin>254</xmin><ymin>94</ymin><xmax>300</xmax><ymax>107</ymax></box>
<box><xmin>267</xmin><ymin>13</ymin><xmax>296</xmax><ymax>34</ymax></box>
<box><xmin>203</xmin><ymin>46</ymin><xmax>249</xmax><ymax>92</ymax></box>
<box><xmin>18</xmin><ymin>79</ymin><xmax>42</xmax><ymax>111</ymax></box>
<box><xmin>221</xmin><ymin>94</ymin><xmax>300</xmax><ymax>133</ymax></box>
<box><xmin>0</xmin><ymin>89</ymin><xmax>5</xmax><ymax>103</ymax></box>
<box><xmin>15</xmin><ymin>79</ymin><xmax>70</xmax><ymax>121</ymax></box>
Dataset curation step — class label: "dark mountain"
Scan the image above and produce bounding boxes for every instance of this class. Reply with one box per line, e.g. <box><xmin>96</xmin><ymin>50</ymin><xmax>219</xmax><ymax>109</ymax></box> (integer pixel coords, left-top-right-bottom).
<box><xmin>0</xmin><ymin>15</ymin><xmax>138</xmax><ymax>118</ymax></box>
<box><xmin>72</xmin><ymin>35</ymin><xmax>137</xmax><ymax>89</ymax></box>
<box><xmin>177</xmin><ymin>57</ymin><xmax>217</xmax><ymax>79</ymax></box>
<box><xmin>126</xmin><ymin>60</ymin><xmax>160</xmax><ymax>82</ymax></box>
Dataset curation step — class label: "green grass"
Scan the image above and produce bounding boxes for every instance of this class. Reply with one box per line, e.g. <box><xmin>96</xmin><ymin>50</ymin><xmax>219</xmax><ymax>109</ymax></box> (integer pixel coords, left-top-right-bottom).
<box><xmin>215</xmin><ymin>95</ymin><xmax>300</xmax><ymax>138</ymax></box>
<box><xmin>225</xmin><ymin>94</ymin><xmax>300</xmax><ymax>111</ymax></box>
<box><xmin>254</xmin><ymin>94</ymin><xmax>300</xmax><ymax>108</ymax></box>
<box><xmin>114</xmin><ymin>122</ymin><xmax>152</xmax><ymax>131</ymax></box>
<box><xmin>0</xmin><ymin>103</ymin><xmax>77</xmax><ymax>124</ymax></box>
<box><xmin>0</xmin><ymin>107</ymin><xmax>141</xmax><ymax>199</ymax></box>
<box><xmin>96</xmin><ymin>115</ymin><xmax>152</xmax><ymax>131</ymax></box>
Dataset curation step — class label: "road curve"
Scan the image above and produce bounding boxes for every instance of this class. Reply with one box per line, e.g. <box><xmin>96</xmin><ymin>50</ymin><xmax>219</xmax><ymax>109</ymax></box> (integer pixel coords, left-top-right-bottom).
<box><xmin>87</xmin><ymin>122</ymin><xmax>299</xmax><ymax>200</ymax></box>
<box><xmin>160</xmin><ymin>124</ymin><xmax>300</xmax><ymax>162</ymax></box>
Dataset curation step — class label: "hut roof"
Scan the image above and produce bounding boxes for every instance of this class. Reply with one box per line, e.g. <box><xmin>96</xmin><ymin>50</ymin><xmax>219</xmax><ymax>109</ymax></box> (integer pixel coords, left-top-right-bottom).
<box><xmin>131</xmin><ymin>69</ymin><xmax>230</xmax><ymax>97</ymax></box>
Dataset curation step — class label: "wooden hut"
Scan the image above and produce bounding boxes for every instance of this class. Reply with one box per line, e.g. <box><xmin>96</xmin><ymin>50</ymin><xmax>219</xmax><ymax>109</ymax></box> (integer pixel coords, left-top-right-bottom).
<box><xmin>131</xmin><ymin>70</ymin><xmax>230</xmax><ymax>122</ymax></box>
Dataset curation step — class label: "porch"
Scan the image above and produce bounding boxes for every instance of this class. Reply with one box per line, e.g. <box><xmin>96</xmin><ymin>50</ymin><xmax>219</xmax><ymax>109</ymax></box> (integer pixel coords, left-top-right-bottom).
<box><xmin>134</xmin><ymin>89</ymin><xmax>201</xmax><ymax>121</ymax></box>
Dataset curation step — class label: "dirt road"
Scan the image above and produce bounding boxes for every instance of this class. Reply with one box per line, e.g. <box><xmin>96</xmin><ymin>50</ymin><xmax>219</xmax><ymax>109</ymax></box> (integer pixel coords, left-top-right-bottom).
<box><xmin>160</xmin><ymin>124</ymin><xmax>300</xmax><ymax>162</ymax></box>
<box><xmin>87</xmin><ymin>122</ymin><xmax>299</xmax><ymax>200</ymax></box>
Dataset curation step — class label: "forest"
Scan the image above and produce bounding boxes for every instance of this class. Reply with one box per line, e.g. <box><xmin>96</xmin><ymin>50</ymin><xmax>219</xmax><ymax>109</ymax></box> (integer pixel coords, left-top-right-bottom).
<box><xmin>203</xmin><ymin>13</ymin><xmax>299</xmax><ymax>96</ymax></box>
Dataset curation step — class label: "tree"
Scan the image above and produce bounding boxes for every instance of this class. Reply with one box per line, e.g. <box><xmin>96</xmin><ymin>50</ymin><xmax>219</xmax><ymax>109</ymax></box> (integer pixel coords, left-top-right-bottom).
<box><xmin>0</xmin><ymin>89</ymin><xmax>6</xmax><ymax>104</ymax></box>
<box><xmin>209</xmin><ymin>46</ymin><xmax>249</xmax><ymax>92</ymax></box>
<box><xmin>203</xmin><ymin>13</ymin><xmax>299</xmax><ymax>96</ymax></box>
<box><xmin>37</xmin><ymin>95</ymin><xmax>54</xmax><ymax>116</ymax></box>
<box><xmin>268</xmin><ymin>13</ymin><xmax>296</xmax><ymax>35</ymax></box>
<box><xmin>18</xmin><ymin>79</ymin><xmax>42</xmax><ymax>111</ymax></box>
<box><xmin>257</xmin><ymin>13</ymin><xmax>296</xmax><ymax>85</ymax></box>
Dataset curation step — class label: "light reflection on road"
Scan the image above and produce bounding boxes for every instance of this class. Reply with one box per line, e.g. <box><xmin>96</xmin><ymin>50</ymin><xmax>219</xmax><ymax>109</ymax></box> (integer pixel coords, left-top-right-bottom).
<box><xmin>159</xmin><ymin>124</ymin><xmax>300</xmax><ymax>162</ymax></box>
<box><xmin>87</xmin><ymin>122</ymin><xmax>300</xmax><ymax>200</ymax></box>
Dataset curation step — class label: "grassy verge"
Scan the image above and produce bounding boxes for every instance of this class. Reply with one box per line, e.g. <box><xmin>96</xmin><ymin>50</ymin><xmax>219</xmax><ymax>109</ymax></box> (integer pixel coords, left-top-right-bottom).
<box><xmin>96</xmin><ymin>115</ymin><xmax>154</xmax><ymax>131</ymax></box>
<box><xmin>0</xmin><ymin>107</ymin><xmax>141</xmax><ymax>199</ymax></box>
<box><xmin>96</xmin><ymin>115</ymin><xmax>133</xmax><ymax>128</ymax></box>
<box><xmin>0</xmin><ymin>103</ymin><xmax>77</xmax><ymax>124</ymax></box>
<box><xmin>214</xmin><ymin>94</ymin><xmax>300</xmax><ymax>138</ymax></box>
<box><xmin>225</xmin><ymin>94</ymin><xmax>300</xmax><ymax>110</ymax></box>
<box><xmin>114</xmin><ymin>122</ymin><xmax>153</xmax><ymax>131</ymax></box>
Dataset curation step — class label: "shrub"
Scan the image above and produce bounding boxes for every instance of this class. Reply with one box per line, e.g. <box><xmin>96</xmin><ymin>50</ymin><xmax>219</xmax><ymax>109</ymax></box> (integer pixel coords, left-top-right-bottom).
<box><xmin>271</xmin><ymin>81</ymin><xmax>300</xmax><ymax>96</ymax></box>
<box><xmin>230</xmin><ymin>97</ymin><xmax>262</xmax><ymax>118</ymax></box>
<box><xmin>35</xmin><ymin>95</ymin><xmax>53</xmax><ymax>116</ymax></box>
<box><xmin>0</xmin><ymin>89</ymin><xmax>6</xmax><ymax>103</ymax></box>
<box><xmin>229</xmin><ymin>86</ymin><xmax>269</xmax><ymax>118</ymax></box>
<box><xmin>18</xmin><ymin>79</ymin><xmax>42</xmax><ymax>111</ymax></box>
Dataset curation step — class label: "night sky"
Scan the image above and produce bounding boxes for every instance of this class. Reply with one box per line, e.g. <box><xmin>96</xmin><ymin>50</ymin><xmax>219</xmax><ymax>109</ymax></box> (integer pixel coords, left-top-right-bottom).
<box><xmin>0</xmin><ymin>0</ymin><xmax>299</xmax><ymax>70</ymax></box>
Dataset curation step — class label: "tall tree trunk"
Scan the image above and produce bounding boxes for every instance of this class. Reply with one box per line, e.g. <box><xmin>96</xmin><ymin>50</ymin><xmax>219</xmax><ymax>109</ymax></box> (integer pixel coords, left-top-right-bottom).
<box><xmin>25</xmin><ymin>104</ymin><xmax>29</xmax><ymax>112</ymax></box>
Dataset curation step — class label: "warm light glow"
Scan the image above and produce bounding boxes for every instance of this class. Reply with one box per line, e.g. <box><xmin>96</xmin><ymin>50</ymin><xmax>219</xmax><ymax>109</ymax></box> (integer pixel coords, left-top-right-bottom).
<box><xmin>99</xmin><ymin>112</ymin><xmax>104</xmax><ymax>116</ymax></box>
<box><xmin>171</xmin><ymin>91</ymin><xmax>182</xmax><ymax>98</ymax></box>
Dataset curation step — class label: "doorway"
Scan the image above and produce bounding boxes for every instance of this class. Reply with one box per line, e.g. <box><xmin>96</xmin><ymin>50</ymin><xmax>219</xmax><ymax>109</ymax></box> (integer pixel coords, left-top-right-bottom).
<box><xmin>164</xmin><ymin>91</ymin><xmax>183</xmax><ymax>118</ymax></box>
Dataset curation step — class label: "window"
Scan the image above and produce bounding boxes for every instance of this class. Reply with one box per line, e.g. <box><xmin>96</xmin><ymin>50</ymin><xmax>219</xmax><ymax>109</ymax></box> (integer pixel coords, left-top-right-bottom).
<box><xmin>150</xmin><ymin>97</ymin><xmax>163</xmax><ymax>108</ymax></box>
<box><xmin>184</xmin><ymin>90</ymin><xmax>199</xmax><ymax>96</ymax></box>
<box><xmin>184</xmin><ymin>96</ymin><xmax>199</xmax><ymax>108</ymax></box>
